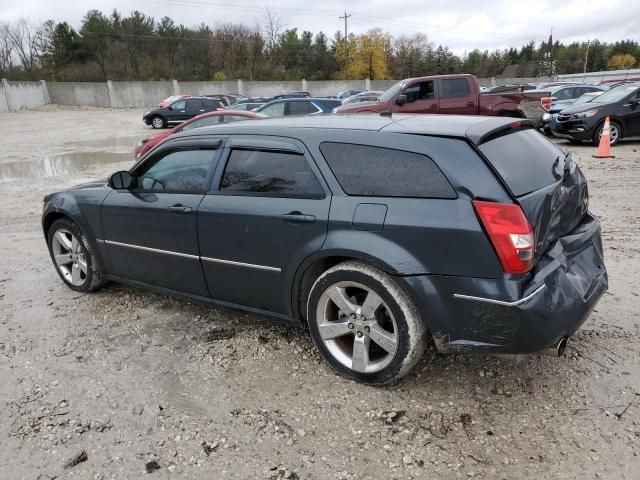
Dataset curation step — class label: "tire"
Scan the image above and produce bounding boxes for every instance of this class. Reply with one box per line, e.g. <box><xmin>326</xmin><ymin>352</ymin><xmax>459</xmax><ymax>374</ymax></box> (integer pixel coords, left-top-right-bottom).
<box><xmin>47</xmin><ymin>218</ymin><xmax>104</xmax><ymax>293</ymax></box>
<box><xmin>307</xmin><ymin>261</ymin><xmax>427</xmax><ymax>385</ymax></box>
<box><xmin>151</xmin><ymin>115</ymin><xmax>166</xmax><ymax>129</ymax></box>
<box><xmin>592</xmin><ymin>120</ymin><xmax>621</xmax><ymax>146</ymax></box>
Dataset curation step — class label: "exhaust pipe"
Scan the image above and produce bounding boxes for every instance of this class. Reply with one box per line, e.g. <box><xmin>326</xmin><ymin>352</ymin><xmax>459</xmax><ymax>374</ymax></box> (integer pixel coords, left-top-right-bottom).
<box><xmin>542</xmin><ymin>337</ymin><xmax>568</xmax><ymax>357</ymax></box>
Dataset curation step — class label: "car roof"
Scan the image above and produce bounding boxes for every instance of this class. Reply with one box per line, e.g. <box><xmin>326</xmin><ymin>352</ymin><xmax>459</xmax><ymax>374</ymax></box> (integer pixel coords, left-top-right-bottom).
<box><xmin>263</xmin><ymin>97</ymin><xmax>337</xmax><ymax>103</ymax></box>
<box><xmin>172</xmin><ymin>113</ymin><xmax>532</xmax><ymax>145</ymax></box>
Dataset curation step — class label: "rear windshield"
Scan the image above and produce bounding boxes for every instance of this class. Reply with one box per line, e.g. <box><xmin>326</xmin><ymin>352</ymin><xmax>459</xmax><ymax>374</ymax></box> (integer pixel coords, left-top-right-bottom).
<box><xmin>478</xmin><ymin>129</ymin><xmax>564</xmax><ymax>196</ymax></box>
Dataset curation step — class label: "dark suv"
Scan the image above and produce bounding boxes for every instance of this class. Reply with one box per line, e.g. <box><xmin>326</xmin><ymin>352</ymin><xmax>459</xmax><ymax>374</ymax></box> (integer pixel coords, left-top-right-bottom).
<box><xmin>42</xmin><ymin>115</ymin><xmax>607</xmax><ymax>384</ymax></box>
<box><xmin>143</xmin><ymin>96</ymin><xmax>224</xmax><ymax>129</ymax></box>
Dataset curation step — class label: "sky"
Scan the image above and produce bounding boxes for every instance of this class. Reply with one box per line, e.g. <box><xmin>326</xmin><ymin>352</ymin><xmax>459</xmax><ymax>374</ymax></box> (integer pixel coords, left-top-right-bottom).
<box><xmin>1</xmin><ymin>0</ymin><xmax>639</xmax><ymax>55</ymax></box>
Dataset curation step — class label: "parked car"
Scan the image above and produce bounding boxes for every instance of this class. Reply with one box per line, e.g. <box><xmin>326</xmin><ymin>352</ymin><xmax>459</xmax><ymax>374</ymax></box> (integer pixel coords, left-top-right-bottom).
<box><xmin>341</xmin><ymin>91</ymin><xmax>383</xmax><ymax>105</ymax></box>
<box><xmin>134</xmin><ymin>110</ymin><xmax>262</xmax><ymax>159</ymax></box>
<box><xmin>142</xmin><ymin>97</ymin><xmax>224</xmax><ymax>129</ymax></box>
<box><xmin>272</xmin><ymin>91</ymin><xmax>311</xmax><ymax>100</ymax></box>
<box><xmin>204</xmin><ymin>95</ymin><xmax>233</xmax><ymax>107</ymax></box>
<box><xmin>546</xmin><ymin>91</ymin><xmax>604</xmax><ymax>135</ymax></box>
<box><xmin>552</xmin><ymin>82</ymin><xmax>640</xmax><ymax>145</ymax></box>
<box><xmin>228</xmin><ymin>101</ymin><xmax>266</xmax><ymax>111</ymax></box>
<box><xmin>336</xmin><ymin>89</ymin><xmax>365</xmax><ymax>99</ymax></box>
<box><xmin>255</xmin><ymin>98</ymin><xmax>341</xmax><ymax>116</ymax></box>
<box><xmin>42</xmin><ymin>114</ymin><xmax>607</xmax><ymax>384</ymax></box>
<box><xmin>158</xmin><ymin>94</ymin><xmax>191</xmax><ymax>107</ymax></box>
<box><xmin>540</xmin><ymin>85</ymin><xmax>605</xmax><ymax>133</ymax></box>
<box><xmin>335</xmin><ymin>74</ymin><xmax>549</xmax><ymax>126</ymax></box>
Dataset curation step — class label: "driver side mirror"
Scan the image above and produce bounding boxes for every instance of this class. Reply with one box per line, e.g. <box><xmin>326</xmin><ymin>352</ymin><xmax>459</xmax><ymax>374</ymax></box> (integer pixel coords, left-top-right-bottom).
<box><xmin>395</xmin><ymin>94</ymin><xmax>408</xmax><ymax>106</ymax></box>
<box><xmin>631</xmin><ymin>99</ymin><xmax>640</xmax><ymax>108</ymax></box>
<box><xmin>108</xmin><ymin>171</ymin><xmax>134</xmax><ymax>190</ymax></box>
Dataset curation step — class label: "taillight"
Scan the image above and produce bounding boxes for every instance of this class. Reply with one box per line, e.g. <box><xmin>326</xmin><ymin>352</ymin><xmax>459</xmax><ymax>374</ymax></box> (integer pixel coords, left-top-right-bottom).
<box><xmin>473</xmin><ymin>200</ymin><xmax>535</xmax><ymax>274</ymax></box>
<box><xmin>541</xmin><ymin>97</ymin><xmax>552</xmax><ymax>112</ymax></box>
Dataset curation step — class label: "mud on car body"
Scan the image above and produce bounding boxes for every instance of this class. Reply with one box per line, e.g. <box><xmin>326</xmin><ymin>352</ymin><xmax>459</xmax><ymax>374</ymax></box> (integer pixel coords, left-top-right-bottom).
<box><xmin>42</xmin><ymin>114</ymin><xmax>607</xmax><ymax>384</ymax></box>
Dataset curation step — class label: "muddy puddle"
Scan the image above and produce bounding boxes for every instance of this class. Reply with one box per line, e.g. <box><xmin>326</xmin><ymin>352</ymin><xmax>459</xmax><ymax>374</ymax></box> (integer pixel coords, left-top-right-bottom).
<box><xmin>0</xmin><ymin>151</ymin><xmax>130</xmax><ymax>183</ymax></box>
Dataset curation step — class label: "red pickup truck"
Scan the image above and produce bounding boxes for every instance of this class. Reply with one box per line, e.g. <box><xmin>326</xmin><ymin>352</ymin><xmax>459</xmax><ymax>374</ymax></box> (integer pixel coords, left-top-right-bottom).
<box><xmin>335</xmin><ymin>74</ymin><xmax>548</xmax><ymax>126</ymax></box>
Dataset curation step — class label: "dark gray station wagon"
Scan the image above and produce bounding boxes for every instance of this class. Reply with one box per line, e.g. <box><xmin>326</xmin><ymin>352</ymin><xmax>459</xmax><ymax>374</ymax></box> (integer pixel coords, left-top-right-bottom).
<box><xmin>42</xmin><ymin>115</ymin><xmax>608</xmax><ymax>384</ymax></box>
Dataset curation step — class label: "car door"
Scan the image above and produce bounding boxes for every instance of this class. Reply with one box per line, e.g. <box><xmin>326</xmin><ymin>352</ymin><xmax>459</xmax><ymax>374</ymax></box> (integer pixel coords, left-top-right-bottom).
<box><xmin>393</xmin><ymin>79</ymin><xmax>439</xmax><ymax>114</ymax></box>
<box><xmin>621</xmin><ymin>88</ymin><xmax>640</xmax><ymax>136</ymax></box>
<box><xmin>101</xmin><ymin>139</ymin><xmax>224</xmax><ymax>296</ymax></box>
<box><xmin>185</xmin><ymin>98</ymin><xmax>204</xmax><ymax>118</ymax></box>
<box><xmin>438</xmin><ymin>78</ymin><xmax>475</xmax><ymax>114</ymax></box>
<box><xmin>166</xmin><ymin>99</ymin><xmax>188</xmax><ymax>124</ymax></box>
<box><xmin>197</xmin><ymin>135</ymin><xmax>331</xmax><ymax>314</ymax></box>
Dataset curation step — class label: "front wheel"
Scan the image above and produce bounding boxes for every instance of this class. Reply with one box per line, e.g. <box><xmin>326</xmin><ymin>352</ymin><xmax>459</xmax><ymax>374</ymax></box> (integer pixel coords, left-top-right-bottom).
<box><xmin>593</xmin><ymin>120</ymin><xmax>621</xmax><ymax>146</ymax></box>
<box><xmin>151</xmin><ymin>115</ymin><xmax>166</xmax><ymax>129</ymax></box>
<box><xmin>307</xmin><ymin>261</ymin><xmax>427</xmax><ymax>385</ymax></box>
<box><xmin>47</xmin><ymin>218</ymin><xmax>104</xmax><ymax>292</ymax></box>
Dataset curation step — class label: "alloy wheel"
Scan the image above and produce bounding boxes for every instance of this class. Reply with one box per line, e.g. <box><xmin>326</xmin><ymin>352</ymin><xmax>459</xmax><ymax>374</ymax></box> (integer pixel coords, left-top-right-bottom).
<box><xmin>51</xmin><ymin>229</ymin><xmax>87</xmax><ymax>287</ymax></box>
<box><xmin>315</xmin><ymin>281</ymin><xmax>398</xmax><ymax>374</ymax></box>
<box><xmin>600</xmin><ymin>123</ymin><xmax>619</xmax><ymax>144</ymax></box>
<box><xmin>152</xmin><ymin>117</ymin><xmax>164</xmax><ymax>128</ymax></box>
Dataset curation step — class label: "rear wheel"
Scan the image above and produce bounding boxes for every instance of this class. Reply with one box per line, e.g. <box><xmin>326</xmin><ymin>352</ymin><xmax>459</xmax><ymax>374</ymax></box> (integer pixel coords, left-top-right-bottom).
<box><xmin>47</xmin><ymin>218</ymin><xmax>104</xmax><ymax>292</ymax></box>
<box><xmin>307</xmin><ymin>261</ymin><xmax>427</xmax><ymax>385</ymax></box>
<box><xmin>593</xmin><ymin>120</ymin><xmax>621</xmax><ymax>146</ymax></box>
<box><xmin>151</xmin><ymin>115</ymin><xmax>166</xmax><ymax>129</ymax></box>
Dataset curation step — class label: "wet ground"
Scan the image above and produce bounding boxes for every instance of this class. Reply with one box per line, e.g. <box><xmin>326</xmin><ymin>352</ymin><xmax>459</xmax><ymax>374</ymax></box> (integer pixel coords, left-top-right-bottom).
<box><xmin>0</xmin><ymin>106</ymin><xmax>638</xmax><ymax>479</ymax></box>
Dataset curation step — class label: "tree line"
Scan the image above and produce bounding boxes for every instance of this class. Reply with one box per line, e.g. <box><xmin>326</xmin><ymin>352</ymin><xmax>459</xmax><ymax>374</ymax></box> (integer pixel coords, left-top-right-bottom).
<box><xmin>1</xmin><ymin>9</ymin><xmax>639</xmax><ymax>82</ymax></box>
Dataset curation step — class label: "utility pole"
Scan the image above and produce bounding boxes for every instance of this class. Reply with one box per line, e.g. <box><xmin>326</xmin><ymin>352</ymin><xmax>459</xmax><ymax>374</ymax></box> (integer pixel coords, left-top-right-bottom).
<box><xmin>339</xmin><ymin>10</ymin><xmax>351</xmax><ymax>79</ymax></box>
<box><xmin>583</xmin><ymin>40</ymin><xmax>591</xmax><ymax>82</ymax></box>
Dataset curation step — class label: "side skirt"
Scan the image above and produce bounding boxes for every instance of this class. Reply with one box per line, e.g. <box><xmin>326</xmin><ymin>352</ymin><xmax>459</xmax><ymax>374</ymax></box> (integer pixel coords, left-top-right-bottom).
<box><xmin>103</xmin><ymin>274</ymin><xmax>303</xmax><ymax>327</ymax></box>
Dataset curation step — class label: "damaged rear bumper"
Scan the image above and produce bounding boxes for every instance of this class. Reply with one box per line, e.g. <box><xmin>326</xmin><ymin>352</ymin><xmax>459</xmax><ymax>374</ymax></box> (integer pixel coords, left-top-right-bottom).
<box><xmin>401</xmin><ymin>212</ymin><xmax>608</xmax><ymax>354</ymax></box>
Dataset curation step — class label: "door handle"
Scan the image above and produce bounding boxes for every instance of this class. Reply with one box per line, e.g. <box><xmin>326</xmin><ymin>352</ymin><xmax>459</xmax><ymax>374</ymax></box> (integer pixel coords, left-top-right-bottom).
<box><xmin>466</xmin><ymin>101</ymin><xmax>474</xmax><ymax>107</ymax></box>
<box><xmin>281</xmin><ymin>212</ymin><xmax>316</xmax><ymax>223</ymax></box>
<box><xmin>429</xmin><ymin>104</ymin><xmax>438</xmax><ymax>109</ymax></box>
<box><xmin>168</xmin><ymin>205</ymin><xmax>192</xmax><ymax>214</ymax></box>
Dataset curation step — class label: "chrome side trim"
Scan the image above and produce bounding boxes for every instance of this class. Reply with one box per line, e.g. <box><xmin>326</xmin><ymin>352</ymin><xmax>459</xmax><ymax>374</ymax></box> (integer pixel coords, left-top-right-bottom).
<box><xmin>104</xmin><ymin>239</ymin><xmax>199</xmax><ymax>260</ymax></box>
<box><xmin>453</xmin><ymin>285</ymin><xmax>546</xmax><ymax>307</ymax></box>
<box><xmin>201</xmin><ymin>256</ymin><xmax>281</xmax><ymax>273</ymax></box>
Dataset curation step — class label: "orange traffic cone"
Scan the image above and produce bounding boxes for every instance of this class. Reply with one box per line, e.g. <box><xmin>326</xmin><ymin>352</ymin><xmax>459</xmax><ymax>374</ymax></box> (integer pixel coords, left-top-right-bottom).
<box><xmin>593</xmin><ymin>116</ymin><xmax>615</xmax><ymax>158</ymax></box>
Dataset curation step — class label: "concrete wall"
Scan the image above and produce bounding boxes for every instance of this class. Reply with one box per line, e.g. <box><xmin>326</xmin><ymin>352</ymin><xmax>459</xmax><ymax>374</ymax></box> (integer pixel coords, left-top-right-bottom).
<box><xmin>110</xmin><ymin>81</ymin><xmax>174</xmax><ymax>108</ymax></box>
<box><xmin>0</xmin><ymin>80</ymin><xmax>47</xmax><ymax>112</ymax></box>
<box><xmin>557</xmin><ymin>68</ymin><xmax>640</xmax><ymax>84</ymax></box>
<box><xmin>178</xmin><ymin>81</ymin><xmax>240</xmax><ymax>96</ymax></box>
<box><xmin>307</xmin><ymin>80</ymin><xmax>366</xmax><ymax>96</ymax></box>
<box><xmin>48</xmin><ymin>82</ymin><xmax>111</xmax><ymax>107</ymax></box>
<box><xmin>1</xmin><ymin>77</ymin><xmax>563</xmax><ymax>111</ymax></box>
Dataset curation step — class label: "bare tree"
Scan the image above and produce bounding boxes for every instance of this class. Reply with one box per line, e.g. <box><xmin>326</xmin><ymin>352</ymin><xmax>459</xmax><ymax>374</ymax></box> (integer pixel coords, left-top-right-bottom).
<box><xmin>0</xmin><ymin>22</ymin><xmax>15</xmax><ymax>74</ymax></box>
<box><xmin>4</xmin><ymin>18</ymin><xmax>44</xmax><ymax>75</ymax></box>
<box><xmin>262</xmin><ymin>8</ymin><xmax>283</xmax><ymax>63</ymax></box>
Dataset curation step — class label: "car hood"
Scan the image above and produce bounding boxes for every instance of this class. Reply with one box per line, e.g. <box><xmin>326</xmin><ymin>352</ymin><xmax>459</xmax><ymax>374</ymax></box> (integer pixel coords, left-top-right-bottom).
<box><xmin>559</xmin><ymin>102</ymin><xmax>608</xmax><ymax>115</ymax></box>
<box><xmin>335</xmin><ymin>100</ymin><xmax>382</xmax><ymax>113</ymax></box>
<box><xmin>43</xmin><ymin>179</ymin><xmax>108</xmax><ymax>202</ymax></box>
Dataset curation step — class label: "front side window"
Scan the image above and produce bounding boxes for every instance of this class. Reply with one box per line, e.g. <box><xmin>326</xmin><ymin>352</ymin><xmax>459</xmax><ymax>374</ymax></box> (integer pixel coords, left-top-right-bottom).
<box><xmin>403</xmin><ymin>81</ymin><xmax>435</xmax><ymax>102</ymax></box>
<box><xmin>170</xmin><ymin>100</ymin><xmax>186</xmax><ymax>110</ymax></box>
<box><xmin>220</xmin><ymin>149</ymin><xmax>323</xmax><ymax>197</ymax></box>
<box><xmin>135</xmin><ymin>149</ymin><xmax>216</xmax><ymax>192</ymax></box>
<box><xmin>259</xmin><ymin>102</ymin><xmax>286</xmax><ymax>117</ymax></box>
<box><xmin>440</xmin><ymin>78</ymin><xmax>471</xmax><ymax>98</ymax></box>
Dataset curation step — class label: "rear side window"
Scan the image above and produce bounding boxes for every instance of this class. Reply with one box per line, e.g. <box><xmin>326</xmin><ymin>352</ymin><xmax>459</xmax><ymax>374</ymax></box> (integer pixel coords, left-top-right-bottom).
<box><xmin>288</xmin><ymin>101</ymin><xmax>317</xmax><ymax>115</ymax></box>
<box><xmin>319</xmin><ymin>143</ymin><xmax>456</xmax><ymax>198</ymax></box>
<box><xmin>478</xmin><ymin>129</ymin><xmax>563</xmax><ymax>196</ymax></box>
<box><xmin>221</xmin><ymin>149</ymin><xmax>324</xmax><ymax>197</ymax></box>
<box><xmin>440</xmin><ymin>78</ymin><xmax>471</xmax><ymax>98</ymax></box>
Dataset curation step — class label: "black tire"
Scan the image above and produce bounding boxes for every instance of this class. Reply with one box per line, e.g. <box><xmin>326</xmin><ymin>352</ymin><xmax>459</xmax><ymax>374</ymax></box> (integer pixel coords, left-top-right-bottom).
<box><xmin>150</xmin><ymin>115</ymin><xmax>166</xmax><ymax>129</ymax></box>
<box><xmin>47</xmin><ymin>218</ymin><xmax>104</xmax><ymax>293</ymax></box>
<box><xmin>592</xmin><ymin>120</ymin><xmax>621</xmax><ymax>146</ymax></box>
<box><xmin>307</xmin><ymin>261</ymin><xmax>427</xmax><ymax>385</ymax></box>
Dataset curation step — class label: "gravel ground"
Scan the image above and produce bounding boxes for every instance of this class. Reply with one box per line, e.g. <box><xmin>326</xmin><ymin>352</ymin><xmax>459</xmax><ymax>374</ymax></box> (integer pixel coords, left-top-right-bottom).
<box><xmin>0</xmin><ymin>106</ymin><xmax>638</xmax><ymax>480</ymax></box>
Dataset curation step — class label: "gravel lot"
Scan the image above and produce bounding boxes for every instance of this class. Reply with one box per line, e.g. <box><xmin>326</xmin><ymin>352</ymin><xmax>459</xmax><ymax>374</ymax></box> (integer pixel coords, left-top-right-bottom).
<box><xmin>0</xmin><ymin>106</ymin><xmax>638</xmax><ymax>479</ymax></box>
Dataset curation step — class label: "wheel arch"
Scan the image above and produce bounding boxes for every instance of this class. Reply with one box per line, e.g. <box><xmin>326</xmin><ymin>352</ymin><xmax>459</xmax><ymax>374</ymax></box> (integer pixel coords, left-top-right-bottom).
<box><xmin>290</xmin><ymin>250</ymin><xmax>406</xmax><ymax>323</ymax></box>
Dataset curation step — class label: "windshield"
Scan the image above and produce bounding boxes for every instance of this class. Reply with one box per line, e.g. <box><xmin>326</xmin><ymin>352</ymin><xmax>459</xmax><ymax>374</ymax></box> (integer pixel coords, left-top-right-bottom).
<box><xmin>592</xmin><ymin>84</ymin><xmax>639</xmax><ymax>104</ymax></box>
<box><xmin>574</xmin><ymin>92</ymin><xmax>602</xmax><ymax>106</ymax></box>
<box><xmin>379</xmin><ymin>80</ymin><xmax>405</xmax><ymax>102</ymax></box>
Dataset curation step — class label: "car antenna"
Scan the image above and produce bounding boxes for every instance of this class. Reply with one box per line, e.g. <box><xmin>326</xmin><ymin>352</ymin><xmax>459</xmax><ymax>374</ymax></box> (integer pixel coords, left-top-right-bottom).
<box><xmin>380</xmin><ymin>110</ymin><xmax>392</xmax><ymax>117</ymax></box>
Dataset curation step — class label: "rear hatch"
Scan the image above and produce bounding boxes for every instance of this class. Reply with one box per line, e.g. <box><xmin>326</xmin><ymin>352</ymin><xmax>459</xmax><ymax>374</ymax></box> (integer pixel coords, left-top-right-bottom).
<box><xmin>477</xmin><ymin>127</ymin><xmax>589</xmax><ymax>261</ymax></box>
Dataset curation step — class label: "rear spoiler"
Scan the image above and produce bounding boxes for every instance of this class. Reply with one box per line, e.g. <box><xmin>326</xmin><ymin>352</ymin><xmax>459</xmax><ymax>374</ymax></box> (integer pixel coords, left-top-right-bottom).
<box><xmin>466</xmin><ymin>118</ymin><xmax>534</xmax><ymax>145</ymax></box>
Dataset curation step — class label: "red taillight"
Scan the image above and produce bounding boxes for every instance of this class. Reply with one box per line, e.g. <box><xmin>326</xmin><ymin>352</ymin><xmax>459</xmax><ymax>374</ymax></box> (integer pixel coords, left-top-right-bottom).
<box><xmin>473</xmin><ymin>200</ymin><xmax>535</xmax><ymax>274</ymax></box>
<box><xmin>541</xmin><ymin>97</ymin><xmax>552</xmax><ymax>112</ymax></box>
